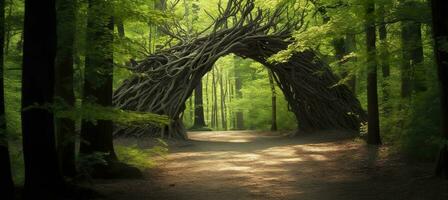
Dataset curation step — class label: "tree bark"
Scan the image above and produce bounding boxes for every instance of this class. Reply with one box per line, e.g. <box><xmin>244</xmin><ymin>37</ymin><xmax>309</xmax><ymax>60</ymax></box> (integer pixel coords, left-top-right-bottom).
<box><xmin>193</xmin><ymin>81</ymin><xmax>206</xmax><ymax>128</ymax></box>
<box><xmin>365</xmin><ymin>0</ymin><xmax>382</xmax><ymax>145</ymax></box>
<box><xmin>21</xmin><ymin>0</ymin><xmax>65</xmax><ymax>197</ymax></box>
<box><xmin>55</xmin><ymin>0</ymin><xmax>77</xmax><ymax>178</ymax></box>
<box><xmin>431</xmin><ymin>0</ymin><xmax>448</xmax><ymax>179</ymax></box>
<box><xmin>0</xmin><ymin>0</ymin><xmax>14</xmax><ymax>197</ymax></box>
<box><xmin>80</xmin><ymin>0</ymin><xmax>117</xmax><ymax>164</ymax></box>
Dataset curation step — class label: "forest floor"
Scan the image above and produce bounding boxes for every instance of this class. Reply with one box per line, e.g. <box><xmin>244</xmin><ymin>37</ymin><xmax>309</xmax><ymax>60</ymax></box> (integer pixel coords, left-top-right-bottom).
<box><xmin>94</xmin><ymin>131</ymin><xmax>448</xmax><ymax>200</ymax></box>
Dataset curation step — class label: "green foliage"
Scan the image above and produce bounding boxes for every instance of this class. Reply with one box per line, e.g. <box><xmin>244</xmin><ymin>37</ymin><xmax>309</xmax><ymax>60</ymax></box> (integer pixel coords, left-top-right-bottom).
<box><xmin>115</xmin><ymin>139</ymin><xmax>168</xmax><ymax>170</ymax></box>
<box><xmin>56</xmin><ymin>102</ymin><xmax>171</xmax><ymax>127</ymax></box>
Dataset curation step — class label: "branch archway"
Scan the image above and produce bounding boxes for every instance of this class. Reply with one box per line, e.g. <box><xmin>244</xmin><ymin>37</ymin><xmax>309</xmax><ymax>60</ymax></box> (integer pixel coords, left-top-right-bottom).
<box><xmin>112</xmin><ymin>0</ymin><xmax>366</xmax><ymax>138</ymax></box>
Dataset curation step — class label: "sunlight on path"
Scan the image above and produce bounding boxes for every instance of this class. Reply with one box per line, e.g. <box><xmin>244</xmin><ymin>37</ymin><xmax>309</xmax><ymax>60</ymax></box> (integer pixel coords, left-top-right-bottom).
<box><xmin>95</xmin><ymin>131</ymin><xmax>447</xmax><ymax>200</ymax></box>
<box><xmin>145</xmin><ymin>131</ymin><xmax>370</xmax><ymax>199</ymax></box>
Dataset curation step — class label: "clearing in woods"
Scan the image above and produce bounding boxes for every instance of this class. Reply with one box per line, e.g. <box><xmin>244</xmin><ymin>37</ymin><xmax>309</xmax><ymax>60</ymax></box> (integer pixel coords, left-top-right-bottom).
<box><xmin>95</xmin><ymin>131</ymin><xmax>448</xmax><ymax>200</ymax></box>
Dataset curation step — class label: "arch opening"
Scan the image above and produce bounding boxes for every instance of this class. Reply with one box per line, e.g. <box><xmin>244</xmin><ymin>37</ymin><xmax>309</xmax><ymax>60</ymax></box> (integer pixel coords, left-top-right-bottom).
<box><xmin>112</xmin><ymin>0</ymin><xmax>366</xmax><ymax>139</ymax></box>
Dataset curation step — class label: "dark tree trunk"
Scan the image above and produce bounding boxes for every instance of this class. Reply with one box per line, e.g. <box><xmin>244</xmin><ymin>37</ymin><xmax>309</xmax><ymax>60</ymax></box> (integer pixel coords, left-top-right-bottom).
<box><xmin>21</xmin><ymin>0</ymin><xmax>65</xmax><ymax>197</ymax></box>
<box><xmin>0</xmin><ymin>0</ymin><xmax>14</xmax><ymax>197</ymax></box>
<box><xmin>80</xmin><ymin>0</ymin><xmax>117</xmax><ymax>164</ymax></box>
<box><xmin>345</xmin><ymin>33</ymin><xmax>357</xmax><ymax>94</ymax></box>
<box><xmin>431</xmin><ymin>0</ymin><xmax>448</xmax><ymax>179</ymax></box>
<box><xmin>400</xmin><ymin>1</ymin><xmax>425</xmax><ymax>98</ymax></box>
<box><xmin>193</xmin><ymin>81</ymin><xmax>206</xmax><ymax>128</ymax></box>
<box><xmin>205</xmin><ymin>74</ymin><xmax>209</xmax><ymax>125</ymax></box>
<box><xmin>234</xmin><ymin>56</ymin><xmax>244</xmax><ymax>130</ymax></box>
<box><xmin>116</xmin><ymin>17</ymin><xmax>125</xmax><ymax>38</ymax></box>
<box><xmin>268</xmin><ymin>70</ymin><xmax>277</xmax><ymax>131</ymax></box>
<box><xmin>365</xmin><ymin>0</ymin><xmax>382</xmax><ymax>145</ymax></box>
<box><xmin>55</xmin><ymin>0</ymin><xmax>77</xmax><ymax>178</ymax></box>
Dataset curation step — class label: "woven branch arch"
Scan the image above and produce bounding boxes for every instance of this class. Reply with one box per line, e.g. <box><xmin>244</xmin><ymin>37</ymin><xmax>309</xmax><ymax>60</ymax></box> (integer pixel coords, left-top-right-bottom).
<box><xmin>113</xmin><ymin>0</ymin><xmax>366</xmax><ymax>138</ymax></box>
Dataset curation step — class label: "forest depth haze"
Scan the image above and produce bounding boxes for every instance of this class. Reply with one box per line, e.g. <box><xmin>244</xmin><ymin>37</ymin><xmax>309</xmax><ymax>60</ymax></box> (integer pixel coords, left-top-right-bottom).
<box><xmin>0</xmin><ymin>0</ymin><xmax>448</xmax><ymax>199</ymax></box>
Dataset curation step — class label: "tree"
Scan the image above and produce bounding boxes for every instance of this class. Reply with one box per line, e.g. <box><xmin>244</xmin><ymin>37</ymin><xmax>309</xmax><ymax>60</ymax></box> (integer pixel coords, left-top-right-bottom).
<box><xmin>234</xmin><ymin>56</ymin><xmax>244</xmax><ymax>130</ymax></box>
<box><xmin>80</xmin><ymin>0</ymin><xmax>117</xmax><ymax>169</ymax></box>
<box><xmin>21</xmin><ymin>0</ymin><xmax>65</xmax><ymax>197</ymax></box>
<box><xmin>268</xmin><ymin>70</ymin><xmax>277</xmax><ymax>131</ymax></box>
<box><xmin>55</xmin><ymin>0</ymin><xmax>77</xmax><ymax>177</ymax></box>
<box><xmin>0</xmin><ymin>0</ymin><xmax>14</xmax><ymax>198</ymax></box>
<box><xmin>193</xmin><ymin>81</ymin><xmax>207</xmax><ymax>128</ymax></box>
<box><xmin>219</xmin><ymin>68</ymin><xmax>227</xmax><ymax>130</ymax></box>
<box><xmin>365</xmin><ymin>0</ymin><xmax>382</xmax><ymax>145</ymax></box>
<box><xmin>116</xmin><ymin>17</ymin><xmax>125</xmax><ymax>38</ymax></box>
<box><xmin>190</xmin><ymin>0</ymin><xmax>206</xmax><ymax>129</ymax></box>
<box><xmin>431</xmin><ymin>0</ymin><xmax>448</xmax><ymax>178</ymax></box>
<box><xmin>400</xmin><ymin>0</ymin><xmax>425</xmax><ymax>98</ymax></box>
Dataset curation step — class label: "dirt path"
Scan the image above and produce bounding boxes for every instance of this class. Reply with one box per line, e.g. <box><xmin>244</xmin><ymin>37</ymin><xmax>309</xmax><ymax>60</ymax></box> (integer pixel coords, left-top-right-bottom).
<box><xmin>95</xmin><ymin>131</ymin><xmax>448</xmax><ymax>200</ymax></box>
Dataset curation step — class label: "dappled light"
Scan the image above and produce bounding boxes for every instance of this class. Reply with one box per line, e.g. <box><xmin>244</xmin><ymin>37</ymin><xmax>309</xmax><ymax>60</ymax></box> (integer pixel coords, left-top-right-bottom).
<box><xmin>96</xmin><ymin>131</ymin><xmax>448</xmax><ymax>200</ymax></box>
<box><xmin>3</xmin><ymin>0</ymin><xmax>448</xmax><ymax>199</ymax></box>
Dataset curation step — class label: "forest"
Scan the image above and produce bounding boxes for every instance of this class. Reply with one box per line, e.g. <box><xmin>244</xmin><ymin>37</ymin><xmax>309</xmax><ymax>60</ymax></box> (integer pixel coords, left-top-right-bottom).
<box><xmin>0</xmin><ymin>0</ymin><xmax>447</xmax><ymax>199</ymax></box>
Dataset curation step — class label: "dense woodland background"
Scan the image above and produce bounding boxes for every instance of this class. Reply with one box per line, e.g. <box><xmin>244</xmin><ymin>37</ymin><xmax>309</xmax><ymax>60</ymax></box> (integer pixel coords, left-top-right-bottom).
<box><xmin>0</xmin><ymin>0</ymin><xmax>447</xmax><ymax>199</ymax></box>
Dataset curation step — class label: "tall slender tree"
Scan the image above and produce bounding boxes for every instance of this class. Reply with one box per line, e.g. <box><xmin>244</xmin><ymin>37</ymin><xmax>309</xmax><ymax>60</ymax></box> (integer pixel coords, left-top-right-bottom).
<box><xmin>0</xmin><ymin>0</ymin><xmax>14</xmax><ymax>198</ymax></box>
<box><xmin>80</xmin><ymin>0</ymin><xmax>117</xmax><ymax>166</ymax></box>
<box><xmin>268</xmin><ymin>70</ymin><xmax>277</xmax><ymax>131</ymax></box>
<box><xmin>431</xmin><ymin>0</ymin><xmax>448</xmax><ymax>178</ymax></box>
<box><xmin>219</xmin><ymin>68</ymin><xmax>227</xmax><ymax>130</ymax></box>
<box><xmin>365</xmin><ymin>0</ymin><xmax>382</xmax><ymax>145</ymax></box>
<box><xmin>400</xmin><ymin>0</ymin><xmax>425</xmax><ymax>98</ymax></box>
<box><xmin>234</xmin><ymin>56</ymin><xmax>244</xmax><ymax>129</ymax></box>
<box><xmin>21</xmin><ymin>0</ymin><xmax>65</xmax><ymax>197</ymax></box>
<box><xmin>55</xmin><ymin>0</ymin><xmax>77</xmax><ymax>177</ymax></box>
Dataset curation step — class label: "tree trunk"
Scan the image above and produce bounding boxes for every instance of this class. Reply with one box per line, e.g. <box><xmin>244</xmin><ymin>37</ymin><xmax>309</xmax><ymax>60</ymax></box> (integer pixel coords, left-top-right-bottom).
<box><xmin>189</xmin><ymin>95</ymin><xmax>193</xmax><ymax>123</ymax></box>
<box><xmin>268</xmin><ymin>70</ymin><xmax>277</xmax><ymax>131</ymax></box>
<box><xmin>3</xmin><ymin>0</ymin><xmax>11</xmax><ymax>55</ymax></box>
<box><xmin>80</xmin><ymin>0</ymin><xmax>117</xmax><ymax>165</ymax></box>
<box><xmin>0</xmin><ymin>0</ymin><xmax>14</xmax><ymax>197</ymax></box>
<box><xmin>234</xmin><ymin>56</ymin><xmax>244</xmax><ymax>130</ymax></box>
<box><xmin>116</xmin><ymin>17</ymin><xmax>125</xmax><ymax>38</ymax></box>
<box><xmin>345</xmin><ymin>33</ymin><xmax>357</xmax><ymax>94</ymax></box>
<box><xmin>193</xmin><ymin>81</ymin><xmax>206</xmax><ymax>128</ymax></box>
<box><xmin>400</xmin><ymin>0</ymin><xmax>425</xmax><ymax>98</ymax></box>
<box><xmin>205</xmin><ymin>74</ymin><xmax>209</xmax><ymax>125</ymax></box>
<box><xmin>365</xmin><ymin>0</ymin><xmax>382</xmax><ymax>145</ymax></box>
<box><xmin>212</xmin><ymin>68</ymin><xmax>219</xmax><ymax>128</ymax></box>
<box><xmin>21</xmin><ymin>0</ymin><xmax>65</xmax><ymax>197</ymax></box>
<box><xmin>219</xmin><ymin>69</ymin><xmax>227</xmax><ymax>130</ymax></box>
<box><xmin>55</xmin><ymin>0</ymin><xmax>77</xmax><ymax>178</ymax></box>
<box><xmin>431</xmin><ymin>0</ymin><xmax>448</xmax><ymax>179</ymax></box>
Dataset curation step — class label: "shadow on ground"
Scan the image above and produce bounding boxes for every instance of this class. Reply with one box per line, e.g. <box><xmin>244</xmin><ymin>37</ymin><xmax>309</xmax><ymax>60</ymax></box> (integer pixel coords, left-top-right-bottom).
<box><xmin>94</xmin><ymin>131</ymin><xmax>448</xmax><ymax>200</ymax></box>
